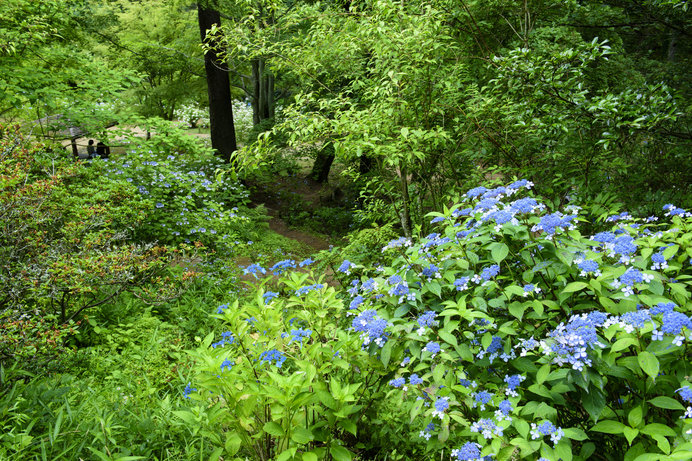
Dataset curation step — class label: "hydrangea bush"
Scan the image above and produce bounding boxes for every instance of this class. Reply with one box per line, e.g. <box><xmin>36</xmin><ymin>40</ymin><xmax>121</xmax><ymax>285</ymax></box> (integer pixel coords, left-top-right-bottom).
<box><xmin>186</xmin><ymin>180</ymin><xmax>692</xmax><ymax>460</ymax></box>
<box><xmin>96</xmin><ymin>147</ymin><xmax>253</xmax><ymax>251</ymax></box>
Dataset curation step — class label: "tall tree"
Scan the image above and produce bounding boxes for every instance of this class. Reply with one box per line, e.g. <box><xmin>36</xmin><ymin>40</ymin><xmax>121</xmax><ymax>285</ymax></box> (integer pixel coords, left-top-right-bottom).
<box><xmin>198</xmin><ymin>3</ymin><xmax>237</xmax><ymax>162</ymax></box>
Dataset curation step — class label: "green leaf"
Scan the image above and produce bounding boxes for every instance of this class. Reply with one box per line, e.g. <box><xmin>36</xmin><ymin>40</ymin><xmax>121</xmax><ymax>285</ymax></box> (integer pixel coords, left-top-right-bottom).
<box><xmin>582</xmin><ymin>388</ymin><xmax>606</xmax><ymax>422</ymax></box>
<box><xmin>380</xmin><ymin>340</ymin><xmax>393</xmax><ymax>367</ymax></box>
<box><xmin>623</xmin><ymin>427</ymin><xmax>639</xmax><ymax>446</ymax></box>
<box><xmin>224</xmin><ymin>432</ymin><xmax>242</xmax><ymax>455</ymax></box>
<box><xmin>562</xmin><ymin>428</ymin><xmax>588</xmax><ymax>441</ymax></box>
<box><xmin>648</xmin><ymin>396</ymin><xmax>686</xmax><ymax>411</ymax></box>
<box><xmin>611</xmin><ymin>337</ymin><xmax>637</xmax><ymax>352</ymax></box>
<box><xmin>291</xmin><ymin>427</ymin><xmax>314</xmax><ymax>444</ymax></box>
<box><xmin>628</xmin><ymin>406</ymin><xmax>643</xmax><ymax>427</ymax></box>
<box><xmin>563</xmin><ymin>282</ymin><xmax>588</xmax><ymax>293</ymax></box>
<box><xmin>536</xmin><ymin>364</ymin><xmax>550</xmax><ymax>385</ymax></box>
<box><xmin>330</xmin><ymin>445</ymin><xmax>353</xmax><ymax>461</ymax></box>
<box><xmin>263</xmin><ymin>421</ymin><xmax>284</xmax><ymax>437</ymax></box>
<box><xmin>276</xmin><ymin>448</ymin><xmax>297</xmax><ymax>461</ymax></box>
<box><xmin>438</xmin><ymin>330</ymin><xmax>458</xmax><ymax>346</ymax></box>
<box><xmin>637</xmin><ymin>351</ymin><xmax>659</xmax><ymax>379</ymax></box>
<box><xmin>302</xmin><ymin>453</ymin><xmax>318</xmax><ymax>461</ymax></box>
<box><xmin>591</xmin><ymin>420</ymin><xmax>626</xmax><ymax>434</ymax></box>
<box><xmin>490</xmin><ymin>243</ymin><xmax>510</xmax><ymax>263</ymax></box>
<box><xmin>641</xmin><ymin>423</ymin><xmax>676</xmax><ymax>438</ymax></box>
<box><xmin>509</xmin><ymin>302</ymin><xmax>527</xmax><ymax>320</ymax></box>
<box><xmin>428</xmin><ymin>281</ymin><xmax>442</xmax><ymax>298</ymax></box>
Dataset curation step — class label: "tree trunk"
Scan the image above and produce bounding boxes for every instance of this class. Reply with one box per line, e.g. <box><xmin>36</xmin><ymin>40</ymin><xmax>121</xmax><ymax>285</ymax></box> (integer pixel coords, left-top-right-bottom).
<box><xmin>251</xmin><ymin>58</ymin><xmax>275</xmax><ymax>125</ymax></box>
<box><xmin>198</xmin><ymin>5</ymin><xmax>237</xmax><ymax>162</ymax></box>
<box><xmin>310</xmin><ymin>142</ymin><xmax>335</xmax><ymax>183</ymax></box>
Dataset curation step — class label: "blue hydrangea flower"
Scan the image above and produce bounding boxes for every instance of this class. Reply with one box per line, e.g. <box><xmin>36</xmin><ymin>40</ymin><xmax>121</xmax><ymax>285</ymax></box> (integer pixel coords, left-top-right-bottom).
<box><xmin>338</xmin><ymin>260</ymin><xmax>355</xmax><ymax>274</ymax></box>
<box><xmin>289</xmin><ymin>328</ymin><xmax>312</xmax><ymax>344</ymax></box>
<box><xmin>259</xmin><ymin>349</ymin><xmax>286</xmax><ymax>368</ymax></box>
<box><xmin>531</xmin><ymin>421</ymin><xmax>564</xmax><ymax>446</ymax></box>
<box><xmin>470</xmin><ymin>418</ymin><xmax>504</xmax><ymax>439</ymax></box>
<box><xmin>451</xmin><ymin>442</ymin><xmax>483</xmax><ymax>461</ymax></box>
<box><xmin>423</xmin><ymin>342</ymin><xmax>441</xmax><ymax>356</ymax></box>
<box><xmin>410</xmin><ymin>374</ymin><xmax>423</xmax><ymax>385</ymax></box>
<box><xmin>263</xmin><ymin>291</ymin><xmax>279</xmax><ymax>304</ymax></box>
<box><xmin>677</xmin><ymin>386</ymin><xmax>692</xmax><ymax>404</ymax></box>
<box><xmin>510</xmin><ymin>197</ymin><xmax>540</xmax><ymax>214</ymax></box>
<box><xmin>498</xmin><ymin>399</ymin><xmax>513</xmax><ymax>415</ymax></box>
<box><xmin>270</xmin><ymin>259</ymin><xmax>296</xmax><ymax>274</ymax></box>
<box><xmin>454</xmin><ymin>276</ymin><xmax>470</xmax><ymax>291</ymax></box>
<box><xmin>466</xmin><ymin>186</ymin><xmax>488</xmax><ymax>198</ymax></box>
<box><xmin>298</xmin><ymin>258</ymin><xmax>314</xmax><ymax>267</ymax></box>
<box><xmin>389</xmin><ymin>377</ymin><xmax>406</xmax><ymax>388</ymax></box>
<box><xmin>417</xmin><ymin>311</ymin><xmax>437</xmax><ymax>334</ymax></box>
<box><xmin>504</xmin><ymin>374</ymin><xmax>525</xmax><ymax>396</ymax></box>
<box><xmin>576</xmin><ymin>259</ymin><xmax>601</xmax><ymax>277</ymax></box>
<box><xmin>472</xmin><ymin>390</ymin><xmax>493</xmax><ymax>410</ymax></box>
<box><xmin>349</xmin><ymin>295</ymin><xmax>364</xmax><ymax>310</ymax></box>
<box><xmin>183</xmin><ymin>382</ymin><xmax>196</xmax><ymax>399</ymax></box>
<box><xmin>421</xmin><ymin>264</ymin><xmax>441</xmax><ymax>280</ymax></box>
<box><xmin>295</xmin><ymin>284</ymin><xmax>324</xmax><ymax>296</ymax></box>
<box><xmin>532</xmin><ymin>212</ymin><xmax>577</xmax><ymax>236</ymax></box>
<box><xmin>352</xmin><ymin>310</ymin><xmax>389</xmax><ymax>347</ymax></box>
<box><xmin>243</xmin><ymin>264</ymin><xmax>266</xmax><ymax>278</ymax></box>
<box><xmin>432</xmin><ymin>397</ymin><xmax>449</xmax><ymax>418</ymax></box>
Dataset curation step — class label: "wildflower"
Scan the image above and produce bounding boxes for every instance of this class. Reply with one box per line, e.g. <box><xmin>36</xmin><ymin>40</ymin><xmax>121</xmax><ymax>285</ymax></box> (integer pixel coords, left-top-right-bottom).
<box><xmin>220</xmin><ymin>359</ymin><xmax>234</xmax><ymax>371</ymax></box>
<box><xmin>459</xmin><ymin>378</ymin><xmax>477</xmax><ymax>388</ymax></box>
<box><xmin>497</xmin><ymin>399</ymin><xmax>513</xmax><ymax>417</ymax></box>
<box><xmin>216</xmin><ymin>303</ymin><xmax>229</xmax><ymax>314</ymax></box>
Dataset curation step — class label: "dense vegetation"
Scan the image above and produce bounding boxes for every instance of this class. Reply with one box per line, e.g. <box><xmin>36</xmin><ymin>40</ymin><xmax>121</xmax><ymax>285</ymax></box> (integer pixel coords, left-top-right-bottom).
<box><xmin>1</xmin><ymin>0</ymin><xmax>691</xmax><ymax>460</ymax></box>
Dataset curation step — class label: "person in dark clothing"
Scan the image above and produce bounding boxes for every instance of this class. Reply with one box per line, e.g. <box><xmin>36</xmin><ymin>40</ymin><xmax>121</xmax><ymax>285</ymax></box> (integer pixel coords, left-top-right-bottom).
<box><xmin>87</xmin><ymin>140</ymin><xmax>96</xmax><ymax>158</ymax></box>
<box><xmin>96</xmin><ymin>141</ymin><xmax>110</xmax><ymax>159</ymax></box>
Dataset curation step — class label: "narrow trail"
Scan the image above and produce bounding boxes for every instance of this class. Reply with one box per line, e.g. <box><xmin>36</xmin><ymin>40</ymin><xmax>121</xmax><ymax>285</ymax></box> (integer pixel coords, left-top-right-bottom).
<box><xmin>249</xmin><ymin>174</ymin><xmax>335</xmax><ymax>254</ymax></box>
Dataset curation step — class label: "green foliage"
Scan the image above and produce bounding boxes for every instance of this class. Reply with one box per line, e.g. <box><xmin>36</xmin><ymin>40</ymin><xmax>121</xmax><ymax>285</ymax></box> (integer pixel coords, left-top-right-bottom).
<box><xmin>186</xmin><ymin>180</ymin><xmax>692</xmax><ymax>460</ymax></box>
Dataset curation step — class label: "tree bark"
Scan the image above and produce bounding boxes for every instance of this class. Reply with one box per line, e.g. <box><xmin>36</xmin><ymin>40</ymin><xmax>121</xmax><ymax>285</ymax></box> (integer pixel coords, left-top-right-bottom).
<box><xmin>198</xmin><ymin>4</ymin><xmax>237</xmax><ymax>162</ymax></box>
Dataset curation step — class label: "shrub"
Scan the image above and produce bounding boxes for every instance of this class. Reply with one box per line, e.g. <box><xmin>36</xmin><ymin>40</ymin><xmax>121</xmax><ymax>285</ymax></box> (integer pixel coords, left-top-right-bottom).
<box><xmin>186</xmin><ymin>180</ymin><xmax>692</xmax><ymax>460</ymax></box>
